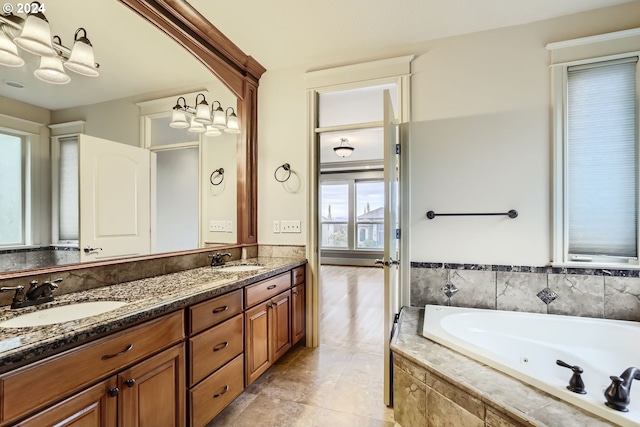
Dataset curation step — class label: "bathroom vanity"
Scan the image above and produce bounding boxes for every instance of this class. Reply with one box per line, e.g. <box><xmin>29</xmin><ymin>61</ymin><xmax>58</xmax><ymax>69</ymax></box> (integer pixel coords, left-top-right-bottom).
<box><xmin>0</xmin><ymin>257</ymin><xmax>305</xmax><ymax>427</ymax></box>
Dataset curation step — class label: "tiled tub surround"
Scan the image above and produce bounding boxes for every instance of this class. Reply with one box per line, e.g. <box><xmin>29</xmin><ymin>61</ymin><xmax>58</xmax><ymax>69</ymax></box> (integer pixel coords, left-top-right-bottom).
<box><xmin>391</xmin><ymin>307</ymin><xmax>617</xmax><ymax>427</ymax></box>
<box><xmin>411</xmin><ymin>263</ymin><xmax>640</xmax><ymax>321</ymax></box>
<box><xmin>0</xmin><ymin>256</ymin><xmax>305</xmax><ymax>372</ymax></box>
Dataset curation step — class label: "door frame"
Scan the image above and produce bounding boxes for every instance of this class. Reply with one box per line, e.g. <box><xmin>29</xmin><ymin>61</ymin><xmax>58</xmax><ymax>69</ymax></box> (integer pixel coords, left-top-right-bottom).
<box><xmin>305</xmin><ymin>56</ymin><xmax>413</xmax><ymax>349</ymax></box>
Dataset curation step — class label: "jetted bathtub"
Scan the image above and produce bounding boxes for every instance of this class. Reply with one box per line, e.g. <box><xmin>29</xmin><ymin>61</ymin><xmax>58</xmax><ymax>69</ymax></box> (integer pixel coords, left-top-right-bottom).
<box><xmin>422</xmin><ymin>305</ymin><xmax>640</xmax><ymax>427</ymax></box>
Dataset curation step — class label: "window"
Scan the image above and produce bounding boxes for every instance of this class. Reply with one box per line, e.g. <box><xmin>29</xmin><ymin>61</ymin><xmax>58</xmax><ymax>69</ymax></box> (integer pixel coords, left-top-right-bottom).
<box><xmin>553</xmin><ymin>55</ymin><xmax>639</xmax><ymax>265</ymax></box>
<box><xmin>0</xmin><ymin>132</ymin><xmax>25</xmax><ymax>246</ymax></box>
<box><xmin>58</xmin><ymin>136</ymin><xmax>79</xmax><ymax>242</ymax></box>
<box><xmin>356</xmin><ymin>181</ymin><xmax>384</xmax><ymax>248</ymax></box>
<box><xmin>320</xmin><ymin>183</ymin><xmax>349</xmax><ymax>248</ymax></box>
<box><xmin>320</xmin><ymin>177</ymin><xmax>384</xmax><ymax>251</ymax></box>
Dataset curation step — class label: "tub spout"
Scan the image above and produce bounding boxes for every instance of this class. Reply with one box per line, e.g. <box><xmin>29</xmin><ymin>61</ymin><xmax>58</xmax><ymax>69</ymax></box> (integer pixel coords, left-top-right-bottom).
<box><xmin>604</xmin><ymin>367</ymin><xmax>640</xmax><ymax>412</ymax></box>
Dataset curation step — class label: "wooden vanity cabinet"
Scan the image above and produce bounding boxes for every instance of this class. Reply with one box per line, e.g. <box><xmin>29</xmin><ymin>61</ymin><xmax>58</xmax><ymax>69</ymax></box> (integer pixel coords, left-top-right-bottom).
<box><xmin>2</xmin><ymin>263</ymin><xmax>306</xmax><ymax>427</ymax></box>
<box><xmin>187</xmin><ymin>289</ymin><xmax>244</xmax><ymax>427</ymax></box>
<box><xmin>7</xmin><ymin>311</ymin><xmax>185</xmax><ymax>427</ymax></box>
<box><xmin>244</xmin><ymin>273</ymin><xmax>293</xmax><ymax>386</ymax></box>
<box><xmin>118</xmin><ymin>343</ymin><xmax>185</xmax><ymax>427</ymax></box>
<box><xmin>291</xmin><ymin>266</ymin><xmax>306</xmax><ymax>346</ymax></box>
<box><xmin>16</xmin><ymin>378</ymin><xmax>118</xmax><ymax>427</ymax></box>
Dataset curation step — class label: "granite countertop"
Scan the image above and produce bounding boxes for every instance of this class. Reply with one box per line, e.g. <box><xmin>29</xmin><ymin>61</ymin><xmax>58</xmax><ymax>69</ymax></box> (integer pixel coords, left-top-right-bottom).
<box><xmin>0</xmin><ymin>257</ymin><xmax>306</xmax><ymax>373</ymax></box>
<box><xmin>391</xmin><ymin>307</ymin><xmax>616</xmax><ymax>427</ymax></box>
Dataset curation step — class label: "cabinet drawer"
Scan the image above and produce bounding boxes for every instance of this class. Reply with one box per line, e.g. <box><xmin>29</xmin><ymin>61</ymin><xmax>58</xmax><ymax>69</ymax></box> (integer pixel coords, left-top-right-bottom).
<box><xmin>292</xmin><ymin>266</ymin><xmax>305</xmax><ymax>286</ymax></box>
<box><xmin>189</xmin><ymin>354</ymin><xmax>244</xmax><ymax>427</ymax></box>
<box><xmin>245</xmin><ymin>273</ymin><xmax>290</xmax><ymax>308</ymax></box>
<box><xmin>189</xmin><ymin>314</ymin><xmax>243</xmax><ymax>386</ymax></box>
<box><xmin>1</xmin><ymin>310</ymin><xmax>184</xmax><ymax>425</ymax></box>
<box><xmin>189</xmin><ymin>289</ymin><xmax>242</xmax><ymax>334</ymax></box>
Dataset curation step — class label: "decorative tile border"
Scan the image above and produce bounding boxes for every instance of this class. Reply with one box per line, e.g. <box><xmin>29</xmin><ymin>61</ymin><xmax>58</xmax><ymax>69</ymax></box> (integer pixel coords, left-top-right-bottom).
<box><xmin>411</xmin><ymin>262</ymin><xmax>640</xmax><ymax>321</ymax></box>
<box><xmin>410</xmin><ymin>262</ymin><xmax>640</xmax><ymax>277</ymax></box>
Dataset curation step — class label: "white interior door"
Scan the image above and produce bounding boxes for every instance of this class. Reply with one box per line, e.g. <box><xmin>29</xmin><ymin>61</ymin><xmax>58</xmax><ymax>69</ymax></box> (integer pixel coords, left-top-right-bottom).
<box><xmin>383</xmin><ymin>89</ymin><xmax>401</xmax><ymax>406</ymax></box>
<box><xmin>79</xmin><ymin>135</ymin><xmax>151</xmax><ymax>262</ymax></box>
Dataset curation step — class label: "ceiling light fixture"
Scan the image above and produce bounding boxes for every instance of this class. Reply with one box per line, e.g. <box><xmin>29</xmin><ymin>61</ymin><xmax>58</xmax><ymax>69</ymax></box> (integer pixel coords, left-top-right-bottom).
<box><xmin>333</xmin><ymin>138</ymin><xmax>354</xmax><ymax>158</ymax></box>
<box><xmin>0</xmin><ymin>5</ymin><xmax>100</xmax><ymax>84</ymax></box>
<box><xmin>170</xmin><ymin>94</ymin><xmax>241</xmax><ymax>136</ymax></box>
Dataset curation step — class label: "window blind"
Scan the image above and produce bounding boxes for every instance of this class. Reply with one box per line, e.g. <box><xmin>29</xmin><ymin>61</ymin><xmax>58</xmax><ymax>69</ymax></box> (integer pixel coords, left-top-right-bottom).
<box><xmin>59</xmin><ymin>136</ymin><xmax>79</xmax><ymax>241</ymax></box>
<box><xmin>567</xmin><ymin>57</ymin><xmax>638</xmax><ymax>257</ymax></box>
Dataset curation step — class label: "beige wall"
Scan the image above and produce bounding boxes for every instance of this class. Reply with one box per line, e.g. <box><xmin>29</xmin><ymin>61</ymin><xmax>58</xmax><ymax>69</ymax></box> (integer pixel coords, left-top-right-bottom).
<box><xmin>257</xmin><ymin>66</ymin><xmax>309</xmax><ymax>246</ymax></box>
<box><xmin>256</xmin><ymin>2</ymin><xmax>640</xmax><ymax>266</ymax></box>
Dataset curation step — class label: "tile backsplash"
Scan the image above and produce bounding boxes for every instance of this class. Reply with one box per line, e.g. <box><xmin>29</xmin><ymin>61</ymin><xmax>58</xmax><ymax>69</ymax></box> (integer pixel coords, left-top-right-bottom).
<box><xmin>411</xmin><ymin>262</ymin><xmax>640</xmax><ymax>321</ymax></box>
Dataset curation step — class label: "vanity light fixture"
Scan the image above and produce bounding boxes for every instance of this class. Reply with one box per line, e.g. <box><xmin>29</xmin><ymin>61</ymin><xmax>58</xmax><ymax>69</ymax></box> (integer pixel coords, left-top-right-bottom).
<box><xmin>33</xmin><ymin>36</ymin><xmax>69</xmax><ymax>84</ymax></box>
<box><xmin>0</xmin><ymin>5</ymin><xmax>100</xmax><ymax>84</ymax></box>
<box><xmin>333</xmin><ymin>138</ymin><xmax>354</xmax><ymax>158</ymax></box>
<box><xmin>170</xmin><ymin>95</ymin><xmax>241</xmax><ymax>135</ymax></box>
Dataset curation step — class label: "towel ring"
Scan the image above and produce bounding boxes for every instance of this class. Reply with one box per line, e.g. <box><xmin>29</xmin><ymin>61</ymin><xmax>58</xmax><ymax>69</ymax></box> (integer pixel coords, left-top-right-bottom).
<box><xmin>274</xmin><ymin>163</ymin><xmax>291</xmax><ymax>183</ymax></box>
<box><xmin>210</xmin><ymin>168</ymin><xmax>224</xmax><ymax>186</ymax></box>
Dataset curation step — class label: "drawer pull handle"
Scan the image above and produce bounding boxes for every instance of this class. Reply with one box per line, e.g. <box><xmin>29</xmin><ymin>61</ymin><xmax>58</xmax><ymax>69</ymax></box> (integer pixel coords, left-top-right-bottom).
<box><xmin>267</xmin><ymin>285</ymin><xmax>277</xmax><ymax>290</ymax></box>
<box><xmin>213</xmin><ymin>385</ymin><xmax>229</xmax><ymax>398</ymax></box>
<box><xmin>101</xmin><ymin>344</ymin><xmax>133</xmax><ymax>360</ymax></box>
<box><xmin>213</xmin><ymin>341</ymin><xmax>229</xmax><ymax>352</ymax></box>
<box><xmin>125</xmin><ymin>378</ymin><xmax>136</xmax><ymax>388</ymax></box>
<box><xmin>270</xmin><ymin>302</ymin><xmax>277</xmax><ymax>309</ymax></box>
<box><xmin>212</xmin><ymin>305</ymin><xmax>229</xmax><ymax>314</ymax></box>
<box><xmin>293</xmin><ymin>291</ymin><xmax>299</xmax><ymax>296</ymax></box>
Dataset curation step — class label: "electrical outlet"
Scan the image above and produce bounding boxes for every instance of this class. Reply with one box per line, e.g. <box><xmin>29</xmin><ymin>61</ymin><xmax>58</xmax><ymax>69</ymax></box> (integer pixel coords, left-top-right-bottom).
<box><xmin>281</xmin><ymin>220</ymin><xmax>301</xmax><ymax>233</ymax></box>
<box><xmin>209</xmin><ymin>220</ymin><xmax>226</xmax><ymax>232</ymax></box>
<box><xmin>226</xmin><ymin>221</ymin><xmax>233</xmax><ymax>232</ymax></box>
<box><xmin>273</xmin><ymin>220</ymin><xmax>280</xmax><ymax>233</ymax></box>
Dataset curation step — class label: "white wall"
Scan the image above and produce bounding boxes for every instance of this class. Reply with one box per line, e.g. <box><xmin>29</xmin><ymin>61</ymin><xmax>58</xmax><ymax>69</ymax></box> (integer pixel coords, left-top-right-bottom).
<box><xmin>256</xmin><ymin>2</ymin><xmax>640</xmax><ymax>265</ymax></box>
<box><xmin>257</xmin><ymin>67</ymin><xmax>309</xmax><ymax>245</ymax></box>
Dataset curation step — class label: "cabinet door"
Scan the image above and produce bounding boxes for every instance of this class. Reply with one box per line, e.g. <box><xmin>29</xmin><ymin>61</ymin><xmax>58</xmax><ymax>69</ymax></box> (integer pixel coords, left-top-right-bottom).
<box><xmin>16</xmin><ymin>378</ymin><xmax>117</xmax><ymax>427</ymax></box>
<box><xmin>291</xmin><ymin>283</ymin><xmax>305</xmax><ymax>346</ymax></box>
<box><xmin>118</xmin><ymin>343</ymin><xmax>185</xmax><ymax>427</ymax></box>
<box><xmin>244</xmin><ymin>302</ymin><xmax>270</xmax><ymax>386</ymax></box>
<box><xmin>270</xmin><ymin>290</ymin><xmax>292</xmax><ymax>363</ymax></box>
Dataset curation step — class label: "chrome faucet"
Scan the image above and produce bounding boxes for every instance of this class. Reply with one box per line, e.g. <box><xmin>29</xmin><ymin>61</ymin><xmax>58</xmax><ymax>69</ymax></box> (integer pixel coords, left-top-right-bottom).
<box><xmin>209</xmin><ymin>252</ymin><xmax>232</xmax><ymax>267</ymax></box>
<box><xmin>1</xmin><ymin>278</ymin><xmax>63</xmax><ymax>309</ymax></box>
<box><xmin>604</xmin><ymin>367</ymin><xmax>640</xmax><ymax>412</ymax></box>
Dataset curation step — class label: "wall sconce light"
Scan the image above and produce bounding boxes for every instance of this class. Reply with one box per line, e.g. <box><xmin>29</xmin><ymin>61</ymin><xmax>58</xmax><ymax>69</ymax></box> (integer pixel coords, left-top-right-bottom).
<box><xmin>274</xmin><ymin>163</ymin><xmax>292</xmax><ymax>182</ymax></box>
<box><xmin>0</xmin><ymin>5</ymin><xmax>100</xmax><ymax>84</ymax></box>
<box><xmin>170</xmin><ymin>95</ymin><xmax>240</xmax><ymax>135</ymax></box>
<box><xmin>333</xmin><ymin>138</ymin><xmax>354</xmax><ymax>158</ymax></box>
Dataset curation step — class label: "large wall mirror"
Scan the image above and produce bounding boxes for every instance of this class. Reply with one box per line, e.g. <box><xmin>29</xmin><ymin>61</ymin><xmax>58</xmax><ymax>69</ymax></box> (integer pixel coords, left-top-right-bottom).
<box><xmin>0</xmin><ymin>0</ymin><xmax>261</xmax><ymax>277</ymax></box>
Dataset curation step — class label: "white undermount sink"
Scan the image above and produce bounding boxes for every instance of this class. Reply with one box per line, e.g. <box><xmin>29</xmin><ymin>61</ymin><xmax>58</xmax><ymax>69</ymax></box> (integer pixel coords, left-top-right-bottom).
<box><xmin>0</xmin><ymin>301</ymin><xmax>127</xmax><ymax>328</ymax></box>
<box><xmin>217</xmin><ymin>264</ymin><xmax>264</xmax><ymax>272</ymax></box>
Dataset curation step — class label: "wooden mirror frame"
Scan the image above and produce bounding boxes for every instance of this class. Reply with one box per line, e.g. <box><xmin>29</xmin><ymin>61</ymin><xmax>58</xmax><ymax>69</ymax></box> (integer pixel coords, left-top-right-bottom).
<box><xmin>119</xmin><ymin>0</ymin><xmax>263</xmax><ymax>246</ymax></box>
<box><xmin>0</xmin><ymin>0</ymin><xmax>263</xmax><ymax>281</ymax></box>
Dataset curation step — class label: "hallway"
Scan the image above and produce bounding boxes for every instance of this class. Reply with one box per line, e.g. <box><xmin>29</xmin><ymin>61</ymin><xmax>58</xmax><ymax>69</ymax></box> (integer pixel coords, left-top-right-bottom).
<box><xmin>209</xmin><ymin>265</ymin><xmax>395</xmax><ymax>426</ymax></box>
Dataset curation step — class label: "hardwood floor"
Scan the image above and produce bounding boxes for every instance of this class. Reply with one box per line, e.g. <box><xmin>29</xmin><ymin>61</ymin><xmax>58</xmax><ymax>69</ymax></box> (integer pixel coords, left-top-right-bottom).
<box><xmin>320</xmin><ymin>265</ymin><xmax>386</xmax><ymax>354</ymax></box>
<box><xmin>208</xmin><ymin>265</ymin><xmax>394</xmax><ymax>427</ymax></box>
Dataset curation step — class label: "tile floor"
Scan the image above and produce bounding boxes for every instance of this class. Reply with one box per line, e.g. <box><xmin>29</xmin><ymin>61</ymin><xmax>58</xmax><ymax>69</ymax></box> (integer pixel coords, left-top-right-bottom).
<box><xmin>208</xmin><ymin>265</ymin><xmax>395</xmax><ymax>427</ymax></box>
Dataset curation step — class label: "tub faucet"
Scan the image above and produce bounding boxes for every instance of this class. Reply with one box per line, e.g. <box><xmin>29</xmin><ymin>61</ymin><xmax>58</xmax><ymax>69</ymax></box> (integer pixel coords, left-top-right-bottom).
<box><xmin>604</xmin><ymin>367</ymin><xmax>640</xmax><ymax>412</ymax></box>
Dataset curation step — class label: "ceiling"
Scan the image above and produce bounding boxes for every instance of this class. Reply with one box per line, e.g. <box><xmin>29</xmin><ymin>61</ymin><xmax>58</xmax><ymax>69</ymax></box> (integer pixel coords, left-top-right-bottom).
<box><xmin>0</xmin><ymin>0</ymin><xmax>636</xmax><ymax>111</ymax></box>
<box><xmin>190</xmin><ymin>0</ymin><xmax>637</xmax><ymax>71</ymax></box>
